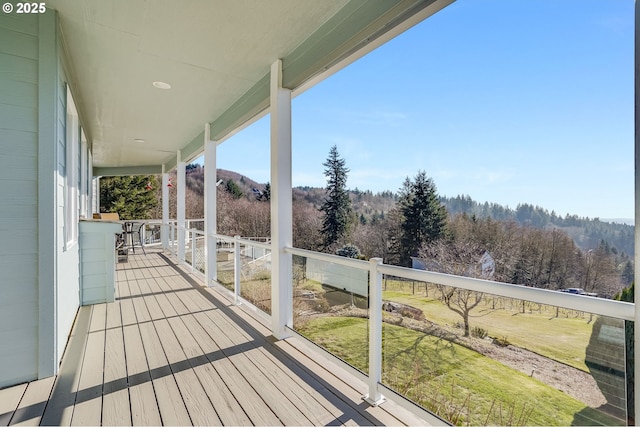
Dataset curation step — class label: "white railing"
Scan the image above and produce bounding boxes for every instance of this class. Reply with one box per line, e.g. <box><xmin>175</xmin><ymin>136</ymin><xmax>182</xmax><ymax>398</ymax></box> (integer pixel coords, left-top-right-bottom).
<box><xmin>159</xmin><ymin>225</ymin><xmax>633</xmax><ymax>425</ymax></box>
<box><xmin>283</xmin><ymin>246</ymin><xmax>633</xmax><ymax>426</ymax></box>
<box><xmin>142</xmin><ymin>220</ymin><xmax>163</xmax><ymax>246</ymax></box>
<box><xmin>211</xmin><ymin>233</ymin><xmax>272</xmax><ymax>307</ymax></box>
<box><xmin>186</xmin><ymin>228</ymin><xmax>206</xmax><ymax>274</ymax></box>
<box><xmin>377</xmin><ymin>263</ymin><xmax>634</xmax><ymax>321</ymax></box>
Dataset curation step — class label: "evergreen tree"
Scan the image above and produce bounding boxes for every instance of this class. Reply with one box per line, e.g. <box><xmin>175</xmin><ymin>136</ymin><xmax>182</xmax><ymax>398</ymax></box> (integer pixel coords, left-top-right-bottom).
<box><xmin>319</xmin><ymin>145</ymin><xmax>352</xmax><ymax>250</ymax></box>
<box><xmin>225</xmin><ymin>179</ymin><xmax>243</xmax><ymax>199</ymax></box>
<box><xmin>621</xmin><ymin>260</ymin><xmax>634</xmax><ymax>286</ymax></box>
<box><xmin>399</xmin><ymin>171</ymin><xmax>447</xmax><ymax>266</ymax></box>
<box><xmin>259</xmin><ymin>182</ymin><xmax>271</xmax><ymax>202</ymax></box>
<box><xmin>100</xmin><ymin>175</ymin><xmax>158</xmax><ymax>219</ymax></box>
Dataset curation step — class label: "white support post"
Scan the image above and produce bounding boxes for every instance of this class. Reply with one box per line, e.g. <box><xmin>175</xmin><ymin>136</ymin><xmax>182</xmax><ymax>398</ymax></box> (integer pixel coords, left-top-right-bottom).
<box><xmin>365</xmin><ymin>257</ymin><xmax>385</xmax><ymax>406</ymax></box>
<box><xmin>162</xmin><ymin>168</ymin><xmax>169</xmax><ymax>250</ymax></box>
<box><xmin>177</xmin><ymin>152</ymin><xmax>186</xmax><ymax>262</ymax></box>
<box><xmin>234</xmin><ymin>235</ymin><xmax>241</xmax><ymax>305</ymax></box>
<box><xmin>270</xmin><ymin>59</ymin><xmax>293</xmax><ymax>339</ymax></box>
<box><xmin>205</xmin><ymin>126</ymin><xmax>218</xmax><ymax>286</ymax></box>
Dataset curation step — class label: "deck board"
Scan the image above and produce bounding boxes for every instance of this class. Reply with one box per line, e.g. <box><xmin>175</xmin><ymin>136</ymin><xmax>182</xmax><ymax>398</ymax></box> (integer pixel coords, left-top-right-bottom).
<box><xmin>194</xmin><ymin>310</ymin><xmax>343</xmax><ymax>426</ymax></box>
<box><xmin>137</xmin><ymin>322</ymin><xmax>192</xmax><ymax>426</ymax></box>
<box><xmin>102</xmin><ymin>328</ymin><xmax>131</xmax><ymax>426</ymax></box>
<box><xmin>137</xmin><ymin>279</ymin><xmax>165</xmax><ymax>320</ymax></box>
<box><xmin>123</xmin><ymin>324</ymin><xmax>162</xmax><ymax>426</ymax></box>
<box><xmin>120</xmin><ymin>297</ymin><xmax>138</xmax><ymax>327</ymax></box>
<box><xmin>190</xmin><ymin>317</ymin><xmax>304</xmax><ymax>426</ymax></box>
<box><xmin>153</xmin><ymin>319</ymin><xmax>221</xmax><ymax>426</ymax></box>
<box><xmin>128</xmin><ymin>280</ymin><xmax>152</xmax><ymax>323</ymax></box>
<box><xmin>1</xmin><ymin>249</ymin><xmax>431</xmax><ymax>426</ymax></box>
<box><xmin>164</xmin><ymin>287</ymin><xmax>283</xmax><ymax>426</ymax></box>
<box><xmin>9</xmin><ymin>376</ymin><xmax>54</xmax><ymax>426</ymax></box>
<box><xmin>169</xmin><ymin>315</ymin><xmax>253</xmax><ymax>426</ymax></box>
<box><xmin>105</xmin><ymin>300</ymin><xmax>122</xmax><ymax>330</ymax></box>
<box><xmin>0</xmin><ymin>383</ymin><xmax>27</xmax><ymax>425</ymax></box>
<box><xmin>210</xmin><ymin>296</ymin><xmax>400</xmax><ymax>426</ymax></box>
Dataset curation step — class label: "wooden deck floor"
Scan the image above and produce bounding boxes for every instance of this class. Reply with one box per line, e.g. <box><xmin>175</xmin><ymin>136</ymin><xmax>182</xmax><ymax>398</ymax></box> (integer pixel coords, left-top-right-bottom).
<box><xmin>0</xmin><ymin>249</ymin><xmax>428</xmax><ymax>426</ymax></box>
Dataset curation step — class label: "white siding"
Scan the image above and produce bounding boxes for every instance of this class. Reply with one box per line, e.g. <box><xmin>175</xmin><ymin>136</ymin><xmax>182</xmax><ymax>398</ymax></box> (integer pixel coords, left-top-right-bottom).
<box><xmin>0</xmin><ymin>9</ymin><xmax>84</xmax><ymax>388</ymax></box>
<box><xmin>0</xmin><ymin>13</ymin><xmax>40</xmax><ymax>387</ymax></box>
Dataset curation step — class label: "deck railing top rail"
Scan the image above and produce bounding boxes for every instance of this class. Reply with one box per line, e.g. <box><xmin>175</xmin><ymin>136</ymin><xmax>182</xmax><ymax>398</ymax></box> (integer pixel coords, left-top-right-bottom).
<box><xmin>286</xmin><ymin>245</ymin><xmax>633</xmax><ymax>322</ymax></box>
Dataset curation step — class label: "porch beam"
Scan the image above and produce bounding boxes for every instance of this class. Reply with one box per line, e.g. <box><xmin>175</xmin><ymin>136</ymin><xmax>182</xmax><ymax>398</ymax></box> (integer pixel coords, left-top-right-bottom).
<box><xmin>177</xmin><ymin>152</ymin><xmax>186</xmax><ymax>262</ymax></box>
<box><xmin>270</xmin><ymin>59</ymin><xmax>293</xmax><ymax>339</ymax></box>
<box><xmin>92</xmin><ymin>165</ymin><xmax>163</xmax><ymax>176</ymax></box>
<box><xmin>204</xmin><ymin>124</ymin><xmax>217</xmax><ymax>285</ymax></box>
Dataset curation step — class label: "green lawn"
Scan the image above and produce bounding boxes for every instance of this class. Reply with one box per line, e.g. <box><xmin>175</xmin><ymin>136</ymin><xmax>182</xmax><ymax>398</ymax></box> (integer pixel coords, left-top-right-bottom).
<box><xmin>298</xmin><ymin>316</ymin><xmax>623</xmax><ymax>426</ymax></box>
<box><xmin>382</xmin><ymin>287</ymin><xmax>595</xmax><ymax>372</ymax></box>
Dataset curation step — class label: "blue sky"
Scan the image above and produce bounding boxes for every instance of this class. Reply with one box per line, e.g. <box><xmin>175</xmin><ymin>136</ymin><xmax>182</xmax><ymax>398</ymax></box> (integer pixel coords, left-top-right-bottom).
<box><xmin>209</xmin><ymin>0</ymin><xmax>634</xmax><ymax>220</ymax></box>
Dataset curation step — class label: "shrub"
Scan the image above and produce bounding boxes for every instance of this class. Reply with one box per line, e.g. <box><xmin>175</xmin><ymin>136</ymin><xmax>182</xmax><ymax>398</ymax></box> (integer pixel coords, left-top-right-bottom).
<box><xmin>313</xmin><ymin>298</ymin><xmax>330</xmax><ymax>313</ymax></box>
<box><xmin>471</xmin><ymin>327</ymin><xmax>488</xmax><ymax>339</ymax></box>
<box><xmin>493</xmin><ymin>336</ymin><xmax>511</xmax><ymax>347</ymax></box>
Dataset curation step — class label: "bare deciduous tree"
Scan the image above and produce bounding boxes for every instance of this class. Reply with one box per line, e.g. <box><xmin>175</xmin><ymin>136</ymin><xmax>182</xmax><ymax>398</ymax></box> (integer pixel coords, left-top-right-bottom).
<box><xmin>420</xmin><ymin>238</ymin><xmax>486</xmax><ymax>337</ymax></box>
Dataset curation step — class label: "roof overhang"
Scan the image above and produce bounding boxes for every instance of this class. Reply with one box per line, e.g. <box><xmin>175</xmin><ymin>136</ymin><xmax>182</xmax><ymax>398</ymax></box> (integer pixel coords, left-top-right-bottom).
<box><xmin>47</xmin><ymin>0</ymin><xmax>455</xmax><ymax>176</ymax></box>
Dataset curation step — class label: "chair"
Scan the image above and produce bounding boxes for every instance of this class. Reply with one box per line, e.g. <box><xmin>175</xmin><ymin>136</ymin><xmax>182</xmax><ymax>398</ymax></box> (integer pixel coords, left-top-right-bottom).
<box><xmin>115</xmin><ymin>230</ymin><xmax>129</xmax><ymax>262</ymax></box>
<box><xmin>123</xmin><ymin>221</ymin><xmax>146</xmax><ymax>254</ymax></box>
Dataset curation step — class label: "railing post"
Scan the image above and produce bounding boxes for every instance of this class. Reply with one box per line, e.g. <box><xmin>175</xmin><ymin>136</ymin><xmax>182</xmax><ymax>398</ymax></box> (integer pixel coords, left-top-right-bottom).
<box><xmin>234</xmin><ymin>235</ymin><xmax>241</xmax><ymax>305</ymax></box>
<box><xmin>191</xmin><ymin>229</ymin><xmax>196</xmax><ymax>272</ymax></box>
<box><xmin>365</xmin><ymin>257</ymin><xmax>385</xmax><ymax>406</ymax></box>
<box><xmin>173</xmin><ymin>224</ymin><xmax>177</xmax><ymax>256</ymax></box>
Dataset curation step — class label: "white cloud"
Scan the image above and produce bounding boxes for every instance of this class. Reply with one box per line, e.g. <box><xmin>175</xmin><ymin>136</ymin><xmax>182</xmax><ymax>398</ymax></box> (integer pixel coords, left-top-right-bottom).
<box><xmin>334</xmin><ymin>108</ymin><xmax>408</xmax><ymax>127</ymax></box>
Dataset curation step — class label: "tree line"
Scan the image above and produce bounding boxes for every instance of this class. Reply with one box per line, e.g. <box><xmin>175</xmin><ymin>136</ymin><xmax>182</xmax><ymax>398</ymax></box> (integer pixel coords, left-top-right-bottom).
<box><xmin>442</xmin><ymin>194</ymin><xmax>634</xmax><ymax>256</ymax></box>
<box><xmin>98</xmin><ymin>149</ymin><xmax>632</xmax><ymax>300</ymax></box>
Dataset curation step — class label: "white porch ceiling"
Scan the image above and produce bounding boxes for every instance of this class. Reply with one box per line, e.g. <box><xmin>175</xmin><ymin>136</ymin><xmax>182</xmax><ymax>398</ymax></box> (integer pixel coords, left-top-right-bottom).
<box><xmin>46</xmin><ymin>0</ymin><xmax>452</xmax><ymax>174</ymax></box>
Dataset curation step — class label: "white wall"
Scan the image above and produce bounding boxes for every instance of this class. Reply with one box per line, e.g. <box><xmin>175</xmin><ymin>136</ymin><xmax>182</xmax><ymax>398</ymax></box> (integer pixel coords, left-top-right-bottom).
<box><xmin>0</xmin><ymin>13</ymin><xmax>41</xmax><ymax>388</ymax></box>
<box><xmin>0</xmin><ymin>9</ymin><xmax>86</xmax><ymax>387</ymax></box>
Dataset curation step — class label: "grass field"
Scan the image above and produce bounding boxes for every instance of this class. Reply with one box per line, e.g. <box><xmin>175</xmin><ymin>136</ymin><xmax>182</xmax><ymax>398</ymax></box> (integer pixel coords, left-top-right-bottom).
<box><xmin>297</xmin><ymin>316</ymin><xmax>622</xmax><ymax>426</ymax></box>
<box><xmin>382</xmin><ymin>282</ymin><xmax>596</xmax><ymax>372</ymax></box>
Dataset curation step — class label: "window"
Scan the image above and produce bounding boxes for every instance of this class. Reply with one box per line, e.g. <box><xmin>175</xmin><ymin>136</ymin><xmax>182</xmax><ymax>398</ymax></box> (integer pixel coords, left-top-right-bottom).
<box><xmin>65</xmin><ymin>86</ymin><xmax>79</xmax><ymax>248</ymax></box>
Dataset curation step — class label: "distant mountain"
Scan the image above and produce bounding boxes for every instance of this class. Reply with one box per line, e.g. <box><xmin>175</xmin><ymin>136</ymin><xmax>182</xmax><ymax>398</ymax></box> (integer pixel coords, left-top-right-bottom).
<box><xmin>602</xmin><ymin>218</ymin><xmax>634</xmax><ymax>226</ymax></box>
<box><xmin>216</xmin><ymin>169</ymin><xmax>266</xmax><ymax>194</ymax></box>
<box><xmin>439</xmin><ymin>195</ymin><xmax>635</xmax><ymax>257</ymax></box>
<box><xmin>183</xmin><ymin>167</ymin><xmax>635</xmax><ymax>257</ymax></box>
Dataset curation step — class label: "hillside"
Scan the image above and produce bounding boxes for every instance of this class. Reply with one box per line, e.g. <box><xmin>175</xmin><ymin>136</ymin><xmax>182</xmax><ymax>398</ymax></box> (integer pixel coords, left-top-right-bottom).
<box><xmin>180</xmin><ymin>166</ymin><xmax>634</xmax><ymax>258</ymax></box>
<box><xmin>440</xmin><ymin>195</ymin><xmax>635</xmax><ymax>257</ymax></box>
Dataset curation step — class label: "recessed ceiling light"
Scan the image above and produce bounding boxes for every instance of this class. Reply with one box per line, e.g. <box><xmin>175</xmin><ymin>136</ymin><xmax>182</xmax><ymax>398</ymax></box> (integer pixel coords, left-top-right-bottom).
<box><xmin>153</xmin><ymin>81</ymin><xmax>171</xmax><ymax>89</ymax></box>
<box><xmin>134</xmin><ymin>138</ymin><xmax>145</xmax><ymax>143</ymax></box>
